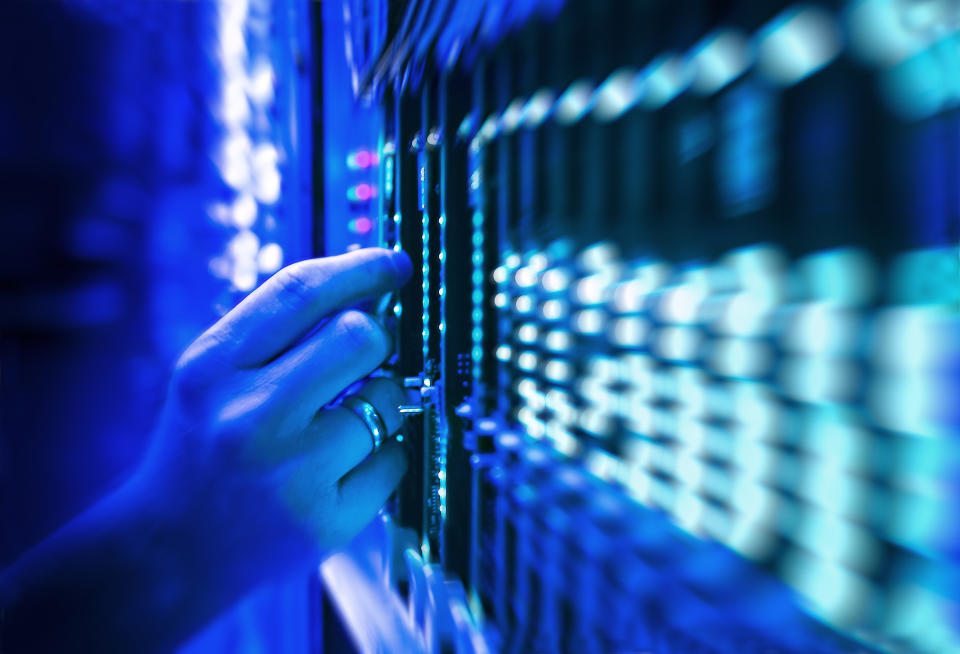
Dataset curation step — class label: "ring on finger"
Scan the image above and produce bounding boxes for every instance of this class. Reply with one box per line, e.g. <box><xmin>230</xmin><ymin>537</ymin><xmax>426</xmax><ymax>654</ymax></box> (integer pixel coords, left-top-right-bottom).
<box><xmin>341</xmin><ymin>395</ymin><xmax>388</xmax><ymax>452</ymax></box>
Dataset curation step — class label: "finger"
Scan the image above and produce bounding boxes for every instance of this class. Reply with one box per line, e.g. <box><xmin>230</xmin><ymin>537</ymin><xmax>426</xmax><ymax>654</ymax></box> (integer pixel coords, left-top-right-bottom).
<box><xmin>214</xmin><ymin>248</ymin><xmax>411</xmax><ymax>367</ymax></box>
<box><xmin>333</xmin><ymin>440</ymin><xmax>408</xmax><ymax>538</ymax></box>
<box><xmin>255</xmin><ymin>310</ymin><xmax>392</xmax><ymax>433</ymax></box>
<box><xmin>266</xmin><ymin>378</ymin><xmax>407</xmax><ymax>476</ymax></box>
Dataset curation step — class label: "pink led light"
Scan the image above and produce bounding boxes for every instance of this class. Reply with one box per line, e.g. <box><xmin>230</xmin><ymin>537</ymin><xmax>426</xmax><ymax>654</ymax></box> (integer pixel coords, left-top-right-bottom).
<box><xmin>352</xmin><ymin>217</ymin><xmax>373</xmax><ymax>235</ymax></box>
<box><xmin>354</xmin><ymin>150</ymin><xmax>371</xmax><ymax>168</ymax></box>
<box><xmin>354</xmin><ymin>183</ymin><xmax>374</xmax><ymax>201</ymax></box>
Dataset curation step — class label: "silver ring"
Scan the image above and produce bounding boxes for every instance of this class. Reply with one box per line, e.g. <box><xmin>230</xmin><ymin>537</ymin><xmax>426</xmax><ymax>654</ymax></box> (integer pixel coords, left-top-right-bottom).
<box><xmin>342</xmin><ymin>396</ymin><xmax>387</xmax><ymax>451</ymax></box>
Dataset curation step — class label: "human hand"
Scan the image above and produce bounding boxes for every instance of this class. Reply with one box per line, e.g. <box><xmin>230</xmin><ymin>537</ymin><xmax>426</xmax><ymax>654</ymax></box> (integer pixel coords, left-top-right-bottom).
<box><xmin>134</xmin><ymin>247</ymin><xmax>413</xmax><ymax>595</ymax></box>
<box><xmin>0</xmin><ymin>248</ymin><xmax>416</xmax><ymax>653</ymax></box>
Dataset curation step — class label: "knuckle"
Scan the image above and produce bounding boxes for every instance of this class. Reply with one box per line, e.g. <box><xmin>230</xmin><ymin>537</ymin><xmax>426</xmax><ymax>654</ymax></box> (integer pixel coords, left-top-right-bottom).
<box><xmin>274</xmin><ymin>260</ymin><xmax>318</xmax><ymax>304</ymax></box>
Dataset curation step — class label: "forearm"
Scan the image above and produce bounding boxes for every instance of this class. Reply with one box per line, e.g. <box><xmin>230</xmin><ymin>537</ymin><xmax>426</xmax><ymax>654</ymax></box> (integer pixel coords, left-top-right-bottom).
<box><xmin>0</xmin><ymin>474</ymin><xmax>229</xmax><ymax>654</ymax></box>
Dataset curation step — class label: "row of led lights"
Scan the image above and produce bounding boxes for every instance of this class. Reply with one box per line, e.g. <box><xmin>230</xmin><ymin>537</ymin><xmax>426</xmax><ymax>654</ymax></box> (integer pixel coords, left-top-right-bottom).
<box><xmin>209</xmin><ymin>0</ymin><xmax>287</xmax><ymax>293</ymax></box>
<box><xmin>463</xmin><ymin>0</ymin><xmax>958</xmax><ymax>151</ymax></box>
<box><xmin>517</xmin><ymin>356</ymin><xmax>936</xmax><ymax>644</ymax></box>
<box><xmin>511</xmin><ymin>352</ymin><xmax>952</xmax><ymax>651</ymax></box>
<box><xmin>510</xmin><ymin>355</ymin><xmax>954</xmax><ymax>653</ymax></box>
<box><xmin>499</xmin><ymin>243</ymin><xmax>954</xmax><ymax>460</ymax></box>
<box><xmin>344</xmin><ymin>149</ymin><xmax>379</xmax><ymax>240</ymax></box>
<box><xmin>499</xmin><ymin>244</ymin><xmax>957</xmax><ymax>652</ymax></box>
<box><xmin>495</xmin><ymin>242</ymin><xmax>952</xmax><ymax>429</ymax></box>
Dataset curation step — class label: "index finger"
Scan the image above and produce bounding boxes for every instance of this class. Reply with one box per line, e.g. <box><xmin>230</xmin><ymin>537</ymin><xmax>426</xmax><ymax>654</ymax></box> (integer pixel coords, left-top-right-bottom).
<box><xmin>211</xmin><ymin>248</ymin><xmax>411</xmax><ymax>367</ymax></box>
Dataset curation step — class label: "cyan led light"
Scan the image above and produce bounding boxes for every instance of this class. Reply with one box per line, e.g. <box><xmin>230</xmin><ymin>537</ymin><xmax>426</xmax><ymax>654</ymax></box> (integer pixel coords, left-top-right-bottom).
<box><xmin>514</xmin><ymin>266</ymin><xmax>538</xmax><ymax>287</ymax></box>
<box><xmin>639</xmin><ymin>54</ymin><xmax>689</xmax><ymax>109</ymax></box>
<box><xmin>478</xmin><ymin>115</ymin><xmax>498</xmax><ymax>141</ymax></box>
<box><xmin>781</xmin><ymin>550</ymin><xmax>871</xmax><ymax>626</ymax></box>
<box><xmin>731</xmin><ymin>439</ymin><xmax>780</xmax><ymax>484</ymax></box>
<box><xmin>517</xmin><ymin>407</ymin><xmax>545</xmax><ymax>439</ymax></box>
<box><xmin>573</xmin><ymin>309</ymin><xmax>605</xmax><ymax>335</ymax></box>
<box><xmin>585</xmin><ymin>448</ymin><xmax>625</xmax><ymax>482</ymax></box>
<box><xmin>779</xmin><ymin>355</ymin><xmax>858</xmax><ymax>405</ymax></box>
<box><xmin>674</xmin><ymin>487</ymin><xmax>707</xmax><ymax>535</ymax></box>
<box><xmin>522</xmin><ymin>88</ymin><xmax>556</xmax><ymax>128</ymax></box>
<box><xmin>650</xmin><ymin>477</ymin><xmax>678</xmax><ymax>514</ymax></box>
<box><xmin>592</xmin><ymin>67</ymin><xmax>642</xmax><ymax>122</ymax></box>
<box><xmin>578</xmin><ymin>242</ymin><xmax>618</xmax><ymax>273</ymax></box>
<box><xmin>708</xmin><ymin>337</ymin><xmax>774</xmax><ymax>379</ymax></box>
<box><xmin>456</xmin><ymin>114</ymin><xmax>475</xmax><ymax>139</ymax></box>
<box><xmin>673</xmin><ymin>368</ymin><xmax>710</xmax><ymax>416</ymax></box>
<box><xmin>701</xmin><ymin>462</ymin><xmax>734</xmax><ymax>501</ymax></box>
<box><xmin>846</xmin><ymin>0</ymin><xmax>936</xmax><ymax>68</ymax></box>
<box><xmin>515</xmin><ymin>377</ymin><xmax>537</xmax><ymax>398</ymax></box>
<box><xmin>654</xmin><ymin>406</ymin><xmax>679</xmax><ymax>439</ymax></box>
<box><xmin>654</xmin><ymin>325</ymin><xmax>703</xmax><ymax>362</ymax></box>
<box><xmin>781</xmin><ymin>302</ymin><xmax>859</xmax><ymax>355</ymax></box>
<box><xmin>526</xmin><ymin>391</ymin><xmax>547</xmax><ymax>414</ymax></box>
<box><xmin>544</xmin><ymin>329</ymin><xmax>571</xmax><ymax>352</ymax></box>
<box><xmin>544</xmin><ymin>359</ymin><xmax>573</xmax><ymax>383</ymax></box>
<box><xmin>541</xmin><ymin>267</ymin><xmax>572</xmax><ymax>292</ymax></box>
<box><xmin>609</xmin><ymin>316</ymin><xmax>650</xmax><ymax>348</ymax></box>
<box><xmin>499</xmin><ymin>98</ymin><xmax>526</xmax><ymax>134</ymax></box>
<box><xmin>870</xmin><ymin>306</ymin><xmax>944</xmax><ymax>371</ymax></box>
<box><xmin>384</xmin><ymin>155</ymin><xmax>394</xmax><ymax>197</ymax></box>
<box><xmin>517</xmin><ymin>323</ymin><xmax>538</xmax><ymax>343</ymax></box>
<box><xmin>730</xmin><ymin>381</ymin><xmax>781</xmax><ymax>441</ymax></box>
<box><xmin>514</xmin><ymin>295</ymin><xmax>534</xmax><ymax>314</ymax></box>
<box><xmin>625</xmin><ymin>465</ymin><xmax>654</xmax><ymax>504</ymax></box>
<box><xmin>688</xmin><ymin>29</ymin><xmax>751</xmax><ymax>96</ymax></box>
<box><xmin>528</xmin><ymin>252</ymin><xmax>549</xmax><ymax>272</ymax></box>
<box><xmin>625</xmin><ymin>403</ymin><xmax>654</xmax><ymax>440</ymax></box>
<box><xmin>574</xmin><ymin>273</ymin><xmax>611</xmax><ymax>305</ymax></box>
<box><xmin>541</xmin><ymin>299</ymin><xmax>568</xmax><ymax>321</ymax></box>
<box><xmin>658</xmin><ymin>275</ymin><xmax>709</xmax><ymax>324</ymax></box>
<box><xmin>754</xmin><ymin>6</ymin><xmax>841</xmax><ymax>87</ymax></box>
<box><xmin>716</xmin><ymin>292</ymin><xmax>777</xmax><ymax>336</ymax></box>
<box><xmin>799</xmin><ymin>248</ymin><xmax>877</xmax><ymax>305</ymax></box>
<box><xmin>553</xmin><ymin>79</ymin><xmax>595</xmax><ymax>125</ymax></box>
<box><xmin>545</xmin><ymin>420</ymin><xmax>580</xmax><ymax>457</ymax></box>
<box><xmin>612</xmin><ymin>262</ymin><xmax>670</xmax><ymax>313</ymax></box>
<box><xmin>799</xmin><ymin>407</ymin><xmax>869</xmax><ymax>472</ymax></box>
<box><xmin>517</xmin><ymin>351</ymin><xmax>538</xmax><ymax>371</ymax></box>
<box><xmin>869</xmin><ymin>372</ymin><xmax>939</xmax><ymax>435</ymax></box>
<box><xmin>799</xmin><ymin>464</ymin><xmax>869</xmax><ymax>519</ymax></box>
<box><xmin>585</xmin><ymin>355</ymin><xmax>619</xmax><ymax>381</ymax></box>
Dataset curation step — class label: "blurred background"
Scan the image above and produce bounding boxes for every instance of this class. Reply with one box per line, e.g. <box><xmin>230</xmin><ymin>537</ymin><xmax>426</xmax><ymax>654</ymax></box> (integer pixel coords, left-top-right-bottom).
<box><xmin>0</xmin><ymin>1</ymin><xmax>958</xmax><ymax>653</ymax></box>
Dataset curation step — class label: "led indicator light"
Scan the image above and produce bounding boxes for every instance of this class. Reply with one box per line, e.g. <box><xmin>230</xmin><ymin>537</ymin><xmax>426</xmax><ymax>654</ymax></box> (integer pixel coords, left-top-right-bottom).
<box><xmin>347</xmin><ymin>183</ymin><xmax>376</xmax><ymax>202</ymax></box>
<box><xmin>346</xmin><ymin>149</ymin><xmax>379</xmax><ymax>169</ymax></box>
<box><xmin>348</xmin><ymin>217</ymin><xmax>373</xmax><ymax>235</ymax></box>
